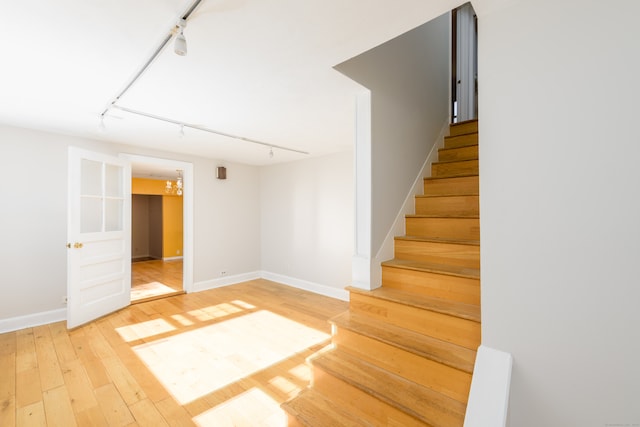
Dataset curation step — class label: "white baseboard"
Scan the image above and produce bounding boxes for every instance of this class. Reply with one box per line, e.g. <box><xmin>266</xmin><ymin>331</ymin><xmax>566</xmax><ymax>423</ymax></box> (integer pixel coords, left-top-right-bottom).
<box><xmin>261</xmin><ymin>271</ymin><xmax>350</xmax><ymax>301</ymax></box>
<box><xmin>192</xmin><ymin>271</ymin><xmax>262</xmax><ymax>292</ymax></box>
<box><xmin>1</xmin><ymin>271</ymin><xmax>348</xmax><ymax>333</ymax></box>
<box><xmin>0</xmin><ymin>308</ymin><xmax>66</xmax><ymax>334</ymax></box>
<box><xmin>163</xmin><ymin>256</ymin><xmax>184</xmax><ymax>261</ymax></box>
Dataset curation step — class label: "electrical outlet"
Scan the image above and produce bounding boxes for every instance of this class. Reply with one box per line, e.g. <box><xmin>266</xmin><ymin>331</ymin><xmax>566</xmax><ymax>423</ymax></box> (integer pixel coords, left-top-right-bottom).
<box><xmin>221</xmin><ymin>271</ymin><xmax>227</xmax><ymax>277</ymax></box>
<box><xmin>62</xmin><ymin>296</ymin><xmax>68</xmax><ymax>304</ymax></box>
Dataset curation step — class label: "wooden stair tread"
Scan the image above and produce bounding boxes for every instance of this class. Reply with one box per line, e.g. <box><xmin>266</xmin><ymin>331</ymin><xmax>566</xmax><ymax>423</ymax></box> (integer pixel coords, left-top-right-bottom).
<box><xmin>407</xmin><ymin>214</ymin><xmax>479</xmax><ymax>219</ymax></box>
<box><xmin>310</xmin><ymin>348</ymin><xmax>466</xmax><ymax>426</ymax></box>
<box><xmin>346</xmin><ymin>286</ymin><xmax>481</xmax><ymax>322</ymax></box>
<box><xmin>282</xmin><ymin>388</ymin><xmax>372</xmax><ymax>427</ymax></box>
<box><xmin>424</xmin><ymin>174</ymin><xmax>478</xmax><ymax>181</ymax></box>
<box><xmin>330</xmin><ymin>311</ymin><xmax>477</xmax><ymax>373</ymax></box>
<box><xmin>416</xmin><ymin>194</ymin><xmax>478</xmax><ymax>200</ymax></box>
<box><xmin>395</xmin><ymin>236</ymin><xmax>479</xmax><ymax>246</ymax></box>
<box><xmin>382</xmin><ymin>258</ymin><xmax>480</xmax><ymax>279</ymax></box>
<box><xmin>432</xmin><ymin>158</ymin><xmax>478</xmax><ymax>166</ymax></box>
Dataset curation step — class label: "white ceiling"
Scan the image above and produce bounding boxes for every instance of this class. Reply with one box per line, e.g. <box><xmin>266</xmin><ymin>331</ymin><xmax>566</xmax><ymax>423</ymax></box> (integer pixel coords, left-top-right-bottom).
<box><xmin>0</xmin><ymin>0</ymin><xmax>460</xmax><ymax>168</ymax></box>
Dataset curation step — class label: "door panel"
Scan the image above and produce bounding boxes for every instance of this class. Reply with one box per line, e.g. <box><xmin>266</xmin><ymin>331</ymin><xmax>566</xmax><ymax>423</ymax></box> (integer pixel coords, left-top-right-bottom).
<box><xmin>67</xmin><ymin>147</ymin><xmax>131</xmax><ymax>328</ymax></box>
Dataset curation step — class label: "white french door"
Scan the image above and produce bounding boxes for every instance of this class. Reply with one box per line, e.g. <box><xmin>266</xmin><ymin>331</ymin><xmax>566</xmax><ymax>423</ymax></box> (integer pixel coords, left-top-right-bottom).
<box><xmin>67</xmin><ymin>147</ymin><xmax>131</xmax><ymax>328</ymax></box>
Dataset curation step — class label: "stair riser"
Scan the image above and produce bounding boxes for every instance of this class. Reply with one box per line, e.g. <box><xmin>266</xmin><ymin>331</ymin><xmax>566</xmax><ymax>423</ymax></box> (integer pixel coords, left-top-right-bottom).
<box><xmin>334</xmin><ymin>328</ymin><xmax>472</xmax><ymax>403</ymax></box>
<box><xmin>349</xmin><ymin>293</ymin><xmax>481</xmax><ymax>350</ymax></box>
<box><xmin>415</xmin><ymin>195</ymin><xmax>479</xmax><ymax>216</ymax></box>
<box><xmin>424</xmin><ymin>175</ymin><xmax>479</xmax><ymax>196</ymax></box>
<box><xmin>432</xmin><ymin>160</ymin><xmax>478</xmax><ymax>177</ymax></box>
<box><xmin>439</xmin><ymin>145</ymin><xmax>478</xmax><ymax>162</ymax></box>
<box><xmin>382</xmin><ymin>266</ymin><xmax>480</xmax><ymax>305</ymax></box>
<box><xmin>444</xmin><ymin>133</ymin><xmax>478</xmax><ymax>148</ymax></box>
<box><xmin>406</xmin><ymin>217</ymin><xmax>480</xmax><ymax>240</ymax></box>
<box><xmin>449</xmin><ymin>121</ymin><xmax>478</xmax><ymax>136</ymax></box>
<box><xmin>394</xmin><ymin>240</ymin><xmax>479</xmax><ymax>269</ymax></box>
<box><xmin>311</xmin><ymin>368</ymin><xmax>429</xmax><ymax>427</ymax></box>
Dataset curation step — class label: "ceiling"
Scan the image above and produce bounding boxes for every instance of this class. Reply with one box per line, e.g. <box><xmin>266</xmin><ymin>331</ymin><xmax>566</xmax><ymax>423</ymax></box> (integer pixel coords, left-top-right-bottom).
<box><xmin>0</xmin><ymin>0</ymin><xmax>461</xmax><ymax>168</ymax></box>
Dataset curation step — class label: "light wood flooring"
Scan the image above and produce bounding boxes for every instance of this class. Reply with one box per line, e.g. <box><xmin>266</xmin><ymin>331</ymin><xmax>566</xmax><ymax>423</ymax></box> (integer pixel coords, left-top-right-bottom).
<box><xmin>131</xmin><ymin>260</ymin><xmax>183</xmax><ymax>302</ymax></box>
<box><xmin>0</xmin><ymin>279</ymin><xmax>348</xmax><ymax>426</ymax></box>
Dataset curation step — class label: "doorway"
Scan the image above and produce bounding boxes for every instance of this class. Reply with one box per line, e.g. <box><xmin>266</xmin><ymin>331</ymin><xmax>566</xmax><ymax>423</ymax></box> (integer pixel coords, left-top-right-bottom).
<box><xmin>121</xmin><ymin>154</ymin><xmax>194</xmax><ymax>303</ymax></box>
<box><xmin>131</xmin><ymin>192</ymin><xmax>183</xmax><ymax>301</ymax></box>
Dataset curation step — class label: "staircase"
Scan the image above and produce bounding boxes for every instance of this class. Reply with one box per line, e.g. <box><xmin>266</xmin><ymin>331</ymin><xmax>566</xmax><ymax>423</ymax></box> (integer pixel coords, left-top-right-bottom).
<box><xmin>283</xmin><ymin>120</ymin><xmax>480</xmax><ymax>427</ymax></box>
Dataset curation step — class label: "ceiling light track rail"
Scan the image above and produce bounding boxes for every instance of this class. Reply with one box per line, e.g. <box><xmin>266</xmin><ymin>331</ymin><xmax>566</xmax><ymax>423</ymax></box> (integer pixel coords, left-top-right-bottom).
<box><xmin>100</xmin><ymin>0</ymin><xmax>205</xmax><ymax>117</ymax></box>
<box><xmin>112</xmin><ymin>104</ymin><xmax>310</xmax><ymax>155</ymax></box>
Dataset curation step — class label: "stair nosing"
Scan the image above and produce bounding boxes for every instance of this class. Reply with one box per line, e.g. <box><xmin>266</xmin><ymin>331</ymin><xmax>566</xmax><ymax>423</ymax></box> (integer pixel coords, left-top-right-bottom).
<box><xmin>415</xmin><ymin>194</ymin><xmax>479</xmax><ymax>199</ymax></box>
<box><xmin>432</xmin><ymin>158</ymin><xmax>479</xmax><ymax>166</ymax></box>
<box><xmin>406</xmin><ymin>214</ymin><xmax>479</xmax><ymax>219</ymax></box>
<box><xmin>330</xmin><ymin>311</ymin><xmax>477</xmax><ymax>373</ymax></box>
<box><xmin>394</xmin><ymin>235</ymin><xmax>480</xmax><ymax>246</ymax></box>
<box><xmin>438</xmin><ymin>144</ymin><xmax>478</xmax><ymax>152</ymax></box>
<box><xmin>346</xmin><ymin>286</ymin><xmax>481</xmax><ymax>322</ymax></box>
<box><xmin>423</xmin><ymin>174</ymin><xmax>478</xmax><ymax>181</ymax></box>
<box><xmin>381</xmin><ymin>258</ymin><xmax>480</xmax><ymax>279</ymax></box>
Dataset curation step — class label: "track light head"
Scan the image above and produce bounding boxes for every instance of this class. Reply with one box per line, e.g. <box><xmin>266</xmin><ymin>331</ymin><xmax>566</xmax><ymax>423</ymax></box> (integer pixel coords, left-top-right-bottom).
<box><xmin>174</xmin><ymin>19</ymin><xmax>187</xmax><ymax>56</ymax></box>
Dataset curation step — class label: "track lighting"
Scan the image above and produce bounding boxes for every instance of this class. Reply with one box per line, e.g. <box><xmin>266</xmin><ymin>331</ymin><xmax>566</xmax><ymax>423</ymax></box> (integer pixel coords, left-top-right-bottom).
<box><xmin>174</xmin><ymin>19</ymin><xmax>187</xmax><ymax>56</ymax></box>
<box><xmin>269</xmin><ymin>147</ymin><xmax>274</xmax><ymax>158</ymax></box>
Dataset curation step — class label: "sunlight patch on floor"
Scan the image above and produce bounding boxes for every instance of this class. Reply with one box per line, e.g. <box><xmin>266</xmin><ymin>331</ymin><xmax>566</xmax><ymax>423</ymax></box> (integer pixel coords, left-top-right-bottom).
<box><xmin>115</xmin><ymin>318</ymin><xmax>176</xmax><ymax>342</ymax></box>
<box><xmin>132</xmin><ymin>310</ymin><xmax>330</xmax><ymax>404</ymax></box>
<box><xmin>130</xmin><ymin>281</ymin><xmax>177</xmax><ymax>300</ymax></box>
<box><xmin>193</xmin><ymin>387</ymin><xmax>286</xmax><ymax>427</ymax></box>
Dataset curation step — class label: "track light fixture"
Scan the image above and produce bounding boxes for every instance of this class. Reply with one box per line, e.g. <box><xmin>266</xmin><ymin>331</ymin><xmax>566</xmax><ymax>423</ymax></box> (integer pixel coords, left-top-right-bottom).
<box><xmin>269</xmin><ymin>147</ymin><xmax>274</xmax><ymax>158</ymax></box>
<box><xmin>174</xmin><ymin>19</ymin><xmax>187</xmax><ymax>56</ymax></box>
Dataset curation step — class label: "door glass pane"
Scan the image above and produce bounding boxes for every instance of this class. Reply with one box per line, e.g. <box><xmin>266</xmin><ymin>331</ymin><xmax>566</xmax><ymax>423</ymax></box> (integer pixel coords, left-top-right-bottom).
<box><xmin>105</xmin><ymin>164</ymin><xmax>123</xmax><ymax>197</ymax></box>
<box><xmin>81</xmin><ymin>159</ymin><xmax>102</xmax><ymax>196</ymax></box>
<box><xmin>105</xmin><ymin>199</ymin><xmax>123</xmax><ymax>232</ymax></box>
<box><xmin>81</xmin><ymin>197</ymin><xmax>102</xmax><ymax>233</ymax></box>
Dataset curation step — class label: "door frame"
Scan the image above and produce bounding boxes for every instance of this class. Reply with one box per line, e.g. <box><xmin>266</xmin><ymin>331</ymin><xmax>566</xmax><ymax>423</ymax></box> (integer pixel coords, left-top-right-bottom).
<box><xmin>121</xmin><ymin>153</ymin><xmax>194</xmax><ymax>294</ymax></box>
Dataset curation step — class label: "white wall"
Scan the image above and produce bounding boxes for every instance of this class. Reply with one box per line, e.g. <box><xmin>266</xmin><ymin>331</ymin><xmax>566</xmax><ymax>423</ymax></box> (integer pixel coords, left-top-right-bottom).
<box><xmin>192</xmin><ymin>158</ymin><xmax>261</xmax><ymax>288</ymax></box>
<box><xmin>260</xmin><ymin>151</ymin><xmax>353</xmax><ymax>299</ymax></box>
<box><xmin>478</xmin><ymin>0</ymin><xmax>640</xmax><ymax>425</ymax></box>
<box><xmin>0</xmin><ymin>124</ymin><xmax>261</xmax><ymax>325</ymax></box>
<box><xmin>335</xmin><ymin>12</ymin><xmax>451</xmax><ymax>288</ymax></box>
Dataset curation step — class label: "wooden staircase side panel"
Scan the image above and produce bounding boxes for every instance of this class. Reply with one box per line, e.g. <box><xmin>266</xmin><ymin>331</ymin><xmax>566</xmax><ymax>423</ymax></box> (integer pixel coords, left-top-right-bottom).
<box><xmin>415</xmin><ymin>195</ymin><xmax>479</xmax><ymax>217</ymax></box>
<box><xmin>448</xmin><ymin>120</ymin><xmax>478</xmax><ymax>136</ymax></box>
<box><xmin>311</xmin><ymin>369</ymin><xmax>429</xmax><ymax>427</ymax></box>
<box><xmin>432</xmin><ymin>160</ymin><xmax>479</xmax><ymax>177</ymax></box>
<box><xmin>406</xmin><ymin>217</ymin><xmax>480</xmax><ymax>241</ymax></box>
<box><xmin>349</xmin><ymin>293</ymin><xmax>481</xmax><ymax>350</ymax></box>
<box><xmin>423</xmin><ymin>176</ymin><xmax>479</xmax><ymax>197</ymax></box>
<box><xmin>333</xmin><ymin>328</ymin><xmax>473</xmax><ymax>403</ymax></box>
<box><xmin>394</xmin><ymin>239</ymin><xmax>480</xmax><ymax>269</ymax></box>
<box><xmin>382</xmin><ymin>265</ymin><xmax>480</xmax><ymax>305</ymax></box>
<box><xmin>438</xmin><ymin>145</ymin><xmax>478</xmax><ymax>162</ymax></box>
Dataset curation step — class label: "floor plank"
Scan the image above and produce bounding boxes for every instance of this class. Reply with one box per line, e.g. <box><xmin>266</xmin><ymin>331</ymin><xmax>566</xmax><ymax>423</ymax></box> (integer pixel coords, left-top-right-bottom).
<box><xmin>0</xmin><ymin>279</ymin><xmax>348</xmax><ymax>426</ymax></box>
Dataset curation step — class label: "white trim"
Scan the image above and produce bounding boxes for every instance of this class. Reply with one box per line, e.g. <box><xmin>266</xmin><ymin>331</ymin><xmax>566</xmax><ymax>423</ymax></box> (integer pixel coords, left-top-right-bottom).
<box><xmin>192</xmin><ymin>271</ymin><xmax>262</xmax><ymax>292</ymax></box>
<box><xmin>1</xmin><ymin>270</ymin><xmax>348</xmax><ymax>333</ymax></box>
<box><xmin>119</xmin><ymin>153</ymin><xmax>194</xmax><ymax>294</ymax></box>
<box><xmin>0</xmin><ymin>308</ymin><xmax>66</xmax><ymax>334</ymax></box>
<box><xmin>162</xmin><ymin>256</ymin><xmax>184</xmax><ymax>261</ymax></box>
<box><xmin>261</xmin><ymin>271</ymin><xmax>350</xmax><ymax>301</ymax></box>
<box><xmin>464</xmin><ymin>345</ymin><xmax>513</xmax><ymax>427</ymax></box>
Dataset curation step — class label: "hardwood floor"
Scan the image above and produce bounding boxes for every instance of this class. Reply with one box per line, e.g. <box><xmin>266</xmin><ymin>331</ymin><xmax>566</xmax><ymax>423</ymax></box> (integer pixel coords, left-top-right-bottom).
<box><xmin>131</xmin><ymin>260</ymin><xmax>183</xmax><ymax>302</ymax></box>
<box><xmin>0</xmin><ymin>280</ymin><xmax>348</xmax><ymax>426</ymax></box>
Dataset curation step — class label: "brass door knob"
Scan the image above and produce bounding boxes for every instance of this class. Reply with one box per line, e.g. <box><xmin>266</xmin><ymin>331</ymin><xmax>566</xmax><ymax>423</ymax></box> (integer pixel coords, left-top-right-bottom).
<box><xmin>73</xmin><ymin>242</ymin><xmax>84</xmax><ymax>249</ymax></box>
